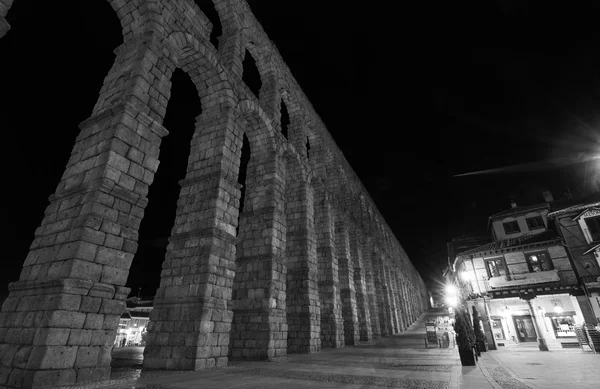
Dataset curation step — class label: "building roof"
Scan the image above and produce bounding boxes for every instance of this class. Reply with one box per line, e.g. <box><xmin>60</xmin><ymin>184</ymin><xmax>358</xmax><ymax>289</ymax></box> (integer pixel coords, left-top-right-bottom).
<box><xmin>456</xmin><ymin>230</ymin><xmax>562</xmax><ymax>258</ymax></box>
<box><xmin>546</xmin><ymin>192</ymin><xmax>600</xmax><ymax>218</ymax></box>
<box><xmin>489</xmin><ymin>203</ymin><xmax>549</xmax><ymax>220</ymax></box>
<box><xmin>548</xmin><ymin>201</ymin><xmax>600</xmax><ymax>218</ymax></box>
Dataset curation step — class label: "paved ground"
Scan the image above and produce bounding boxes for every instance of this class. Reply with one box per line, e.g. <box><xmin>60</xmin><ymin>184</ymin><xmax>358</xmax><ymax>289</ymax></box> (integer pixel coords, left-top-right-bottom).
<box><xmin>58</xmin><ymin>309</ymin><xmax>599</xmax><ymax>389</ymax></box>
<box><xmin>484</xmin><ymin>346</ymin><xmax>600</xmax><ymax>389</ymax></box>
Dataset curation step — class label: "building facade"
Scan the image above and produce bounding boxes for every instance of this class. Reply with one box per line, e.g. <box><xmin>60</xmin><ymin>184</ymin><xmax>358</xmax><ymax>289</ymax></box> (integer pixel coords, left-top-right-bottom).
<box><xmin>0</xmin><ymin>1</ymin><xmax>428</xmax><ymax>388</ymax></box>
<box><xmin>547</xmin><ymin>197</ymin><xmax>600</xmax><ymax>325</ymax></box>
<box><xmin>452</xmin><ymin>202</ymin><xmax>586</xmax><ymax>351</ymax></box>
<box><xmin>114</xmin><ymin>297</ymin><xmax>153</xmax><ymax>347</ymax></box>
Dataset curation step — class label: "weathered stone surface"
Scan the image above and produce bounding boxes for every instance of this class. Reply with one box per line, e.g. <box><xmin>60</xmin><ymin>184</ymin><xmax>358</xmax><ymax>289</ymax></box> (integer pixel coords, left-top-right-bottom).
<box><xmin>33</xmin><ymin>328</ymin><xmax>70</xmax><ymax>346</ymax></box>
<box><xmin>27</xmin><ymin>346</ymin><xmax>78</xmax><ymax>369</ymax></box>
<box><xmin>0</xmin><ymin>0</ymin><xmax>428</xmax><ymax>387</ymax></box>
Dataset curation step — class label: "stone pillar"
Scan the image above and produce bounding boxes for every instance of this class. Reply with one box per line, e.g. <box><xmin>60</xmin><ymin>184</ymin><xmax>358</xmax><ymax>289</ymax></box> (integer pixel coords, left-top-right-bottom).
<box><xmin>400</xmin><ymin>272</ymin><xmax>409</xmax><ymax>330</ymax></box>
<box><xmin>409</xmin><ymin>283</ymin><xmax>416</xmax><ymax>324</ymax></box>
<box><xmin>349</xmin><ymin>232</ymin><xmax>372</xmax><ymax>342</ymax></box>
<box><xmin>383</xmin><ymin>264</ymin><xmax>399</xmax><ymax>334</ymax></box>
<box><xmin>400</xmin><ymin>275</ymin><xmax>410</xmax><ymax>326</ymax></box>
<box><xmin>285</xmin><ymin>161</ymin><xmax>320</xmax><ymax>354</ymax></box>
<box><xmin>229</xmin><ymin>142</ymin><xmax>288</xmax><ymax>360</ymax></box>
<box><xmin>143</xmin><ymin>106</ymin><xmax>240</xmax><ymax>370</ymax></box>
<box><xmin>391</xmin><ymin>269</ymin><xmax>405</xmax><ymax>332</ymax></box>
<box><xmin>372</xmin><ymin>256</ymin><xmax>391</xmax><ymax>336</ymax></box>
<box><xmin>526</xmin><ymin>299</ymin><xmax>549</xmax><ymax>351</ymax></box>
<box><xmin>408</xmin><ymin>285</ymin><xmax>414</xmax><ymax>323</ymax></box>
<box><xmin>0</xmin><ymin>99</ymin><xmax>167</xmax><ymax>388</ymax></box>
<box><xmin>335</xmin><ymin>219</ymin><xmax>359</xmax><ymax>345</ymax></box>
<box><xmin>364</xmin><ymin>252</ymin><xmax>380</xmax><ymax>339</ymax></box>
<box><xmin>315</xmin><ymin>190</ymin><xmax>344</xmax><ymax>347</ymax></box>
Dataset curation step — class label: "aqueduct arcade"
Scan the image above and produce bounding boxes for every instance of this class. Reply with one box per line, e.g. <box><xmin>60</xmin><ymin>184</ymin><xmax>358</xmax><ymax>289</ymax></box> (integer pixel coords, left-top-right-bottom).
<box><xmin>0</xmin><ymin>1</ymin><xmax>428</xmax><ymax>387</ymax></box>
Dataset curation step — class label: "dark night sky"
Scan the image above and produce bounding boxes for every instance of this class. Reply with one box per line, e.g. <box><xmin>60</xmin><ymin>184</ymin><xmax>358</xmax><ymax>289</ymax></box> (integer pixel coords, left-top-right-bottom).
<box><xmin>2</xmin><ymin>1</ymin><xmax>600</xmax><ymax>296</ymax></box>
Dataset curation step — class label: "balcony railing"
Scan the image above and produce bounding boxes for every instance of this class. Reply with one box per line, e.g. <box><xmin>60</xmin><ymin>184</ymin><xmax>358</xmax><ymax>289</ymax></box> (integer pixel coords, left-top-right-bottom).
<box><xmin>488</xmin><ymin>270</ymin><xmax>560</xmax><ymax>289</ymax></box>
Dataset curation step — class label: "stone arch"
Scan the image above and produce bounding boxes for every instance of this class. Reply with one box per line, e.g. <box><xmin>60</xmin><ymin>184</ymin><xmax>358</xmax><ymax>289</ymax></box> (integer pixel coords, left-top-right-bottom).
<box><xmin>92</xmin><ymin>26</ymin><xmax>228</xmax><ymax>121</ymax></box>
<box><xmin>228</xmin><ymin>98</ymin><xmax>288</xmax><ymax>361</ymax></box>
<box><xmin>188</xmin><ymin>0</ymin><xmax>223</xmax><ymax>48</ymax></box>
<box><xmin>107</xmin><ymin>0</ymin><xmax>163</xmax><ymax>42</ymax></box>
<box><xmin>131</xmin><ymin>29</ymin><xmax>244</xmax><ymax>371</ymax></box>
<box><xmin>240</xmin><ymin>30</ymin><xmax>279</xmax><ymax>118</ymax></box>
<box><xmin>164</xmin><ymin>31</ymin><xmax>232</xmax><ymax>105</ymax></box>
<box><xmin>236</xmin><ymin>99</ymin><xmax>278</xmax><ymax>155</ymax></box>
<box><xmin>0</xmin><ymin>1</ymin><xmax>431</xmax><ymax>386</ymax></box>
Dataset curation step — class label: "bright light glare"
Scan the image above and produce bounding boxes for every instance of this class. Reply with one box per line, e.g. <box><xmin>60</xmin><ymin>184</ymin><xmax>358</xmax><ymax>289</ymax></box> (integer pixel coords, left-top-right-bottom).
<box><xmin>460</xmin><ymin>271</ymin><xmax>473</xmax><ymax>281</ymax></box>
<box><xmin>554</xmin><ymin>305</ymin><xmax>563</xmax><ymax>313</ymax></box>
<box><xmin>445</xmin><ymin>296</ymin><xmax>457</xmax><ymax>307</ymax></box>
<box><xmin>445</xmin><ymin>284</ymin><xmax>457</xmax><ymax>296</ymax></box>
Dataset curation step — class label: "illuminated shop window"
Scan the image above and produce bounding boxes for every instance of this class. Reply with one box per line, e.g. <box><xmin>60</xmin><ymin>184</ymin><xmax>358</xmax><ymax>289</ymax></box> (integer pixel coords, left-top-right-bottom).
<box><xmin>491</xmin><ymin>319</ymin><xmax>505</xmax><ymax>340</ymax></box>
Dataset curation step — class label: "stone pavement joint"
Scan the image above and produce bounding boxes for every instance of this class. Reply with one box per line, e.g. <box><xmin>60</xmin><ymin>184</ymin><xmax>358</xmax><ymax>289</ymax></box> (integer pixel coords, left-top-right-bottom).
<box><xmin>228</xmin><ymin>366</ymin><xmax>449</xmax><ymax>389</ymax></box>
<box><xmin>287</xmin><ymin>360</ymin><xmax>454</xmax><ymax>372</ymax></box>
<box><xmin>479</xmin><ymin>356</ymin><xmax>533</xmax><ymax>389</ymax></box>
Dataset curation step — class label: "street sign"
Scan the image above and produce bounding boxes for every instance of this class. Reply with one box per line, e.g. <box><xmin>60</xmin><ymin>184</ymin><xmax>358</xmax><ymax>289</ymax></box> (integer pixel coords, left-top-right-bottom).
<box><xmin>426</xmin><ymin>321</ymin><xmax>438</xmax><ymax>345</ymax></box>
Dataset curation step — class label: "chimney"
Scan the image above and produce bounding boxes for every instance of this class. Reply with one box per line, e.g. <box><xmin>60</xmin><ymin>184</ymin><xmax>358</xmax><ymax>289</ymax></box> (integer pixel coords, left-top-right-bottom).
<box><xmin>510</xmin><ymin>200</ymin><xmax>517</xmax><ymax>208</ymax></box>
<box><xmin>542</xmin><ymin>190</ymin><xmax>554</xmax><ymax>203</ymax></box>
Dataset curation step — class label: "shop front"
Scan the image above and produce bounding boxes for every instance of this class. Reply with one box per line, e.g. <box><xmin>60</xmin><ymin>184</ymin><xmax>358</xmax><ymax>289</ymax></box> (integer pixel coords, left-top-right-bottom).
<box><xmin>513</xmin><ymin>315</ymin><xmax>537</xmax><ymax>342</ymax></box>
<box><xmin>486</xmin><ymin>294</ymin><xmax>585</xmax><ymax>349</ymax></box>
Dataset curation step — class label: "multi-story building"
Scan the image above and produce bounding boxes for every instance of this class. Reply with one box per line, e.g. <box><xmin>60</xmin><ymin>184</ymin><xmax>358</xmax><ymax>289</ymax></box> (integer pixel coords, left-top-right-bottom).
<box><xmin>114</xmin><ymin>297</ymin><xmax>153</xmax><ymax>347</ymax></box>
<box><xmin>451</xmin><ymin>201</ymin><xmax>587</xmax><ymax>351</ymax></box>
<box><xmin>546</xmin><ymin>195</ymin><xmax>600</xmax><ymax>325</ymax></box>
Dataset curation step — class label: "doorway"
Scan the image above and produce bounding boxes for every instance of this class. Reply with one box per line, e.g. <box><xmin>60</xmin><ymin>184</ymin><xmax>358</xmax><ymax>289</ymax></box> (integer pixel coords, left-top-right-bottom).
<box><xmin>513</xmin><ymin>315</ymin><xmax>537</xmax><ymax>342</ymax></box>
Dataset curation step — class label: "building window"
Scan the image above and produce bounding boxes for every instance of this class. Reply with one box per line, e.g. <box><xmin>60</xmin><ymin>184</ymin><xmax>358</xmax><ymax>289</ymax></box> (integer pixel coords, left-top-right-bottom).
<box><xmin>485</xmin><ymin>257</ymin><xmax>507</xmax><ymax>278</ymax></box>
<box><xmin>585</xmin><ymin>216</ymin><xmax>600</xmax><ymax>241</ymax></box>
<box><xmin>491</xmin><ymin>319</ymin><xmax>505</xmax><ymax>340</ymax></box>
<box><xmin>503</xmin><ymin>220</ymin><xmax>520</xmax><ymax>235</ymax></box>
<box><xmin>526</xmin><ymin>216</ymin><xmax>545</xmax><ymax>230</ymax></box>
<box><xmin>551</xmin><ymin>316</ymin><xmax>575</xmax><ymax>337</ymax></box>
<box><xmin>525</xmin><ymin>251</ymin><xmax>553</xmax><ymax>272</ymax></box>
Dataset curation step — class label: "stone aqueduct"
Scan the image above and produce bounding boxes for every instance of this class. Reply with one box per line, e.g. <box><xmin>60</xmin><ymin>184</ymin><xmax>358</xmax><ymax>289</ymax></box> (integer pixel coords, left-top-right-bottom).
<box><xmin>0</xmin><ymin>1</ymin><xmax>428</xmax><ymax>388</ymax></box>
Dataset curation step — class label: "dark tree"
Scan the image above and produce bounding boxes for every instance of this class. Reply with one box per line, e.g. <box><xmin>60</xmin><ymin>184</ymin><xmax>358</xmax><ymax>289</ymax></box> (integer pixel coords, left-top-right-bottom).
<box><xmin>472</xmin><ymin>305</ymin><xmax>487</xmax><ymax>353</ymax></box>
<box><xmin>454</xmin><ymin>308</ymin><xmax>477</xmax><ymax>365</ymax></box>
<box><xmin>454</xmin><ymin>308</ymin><xmax>475</xmax><ymax>351</ymax></box>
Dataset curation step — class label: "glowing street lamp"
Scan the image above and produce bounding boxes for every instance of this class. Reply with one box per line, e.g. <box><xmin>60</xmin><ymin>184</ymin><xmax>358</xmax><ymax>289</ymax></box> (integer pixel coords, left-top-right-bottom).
<box><xmin>445</xmin><ymin>284</ymin><xmax>457</xmax><ymax>296</ymax></box>
<box><xmin>445</xmin><ymin>295</ymin><xmax>458</xmax><ymax>307</ymax></box>
<box><xmin>553</xmin><ymin>303</ymin><xmax>563</xmax><ymax>313</ymax></box>
<box><xmin>444</xmin><ymin>283</ymin><xmax>458</xmax><ymax>307</ymax></box>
